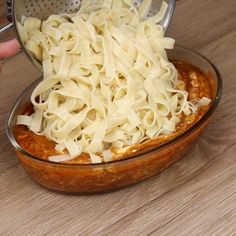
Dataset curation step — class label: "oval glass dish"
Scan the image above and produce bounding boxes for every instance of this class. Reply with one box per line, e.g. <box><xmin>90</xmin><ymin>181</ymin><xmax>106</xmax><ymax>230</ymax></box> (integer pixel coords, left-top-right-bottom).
<box><xmin>7</xmin><ymin>47</ymin><xmax>222</xmax><ymax>194</ymax></box>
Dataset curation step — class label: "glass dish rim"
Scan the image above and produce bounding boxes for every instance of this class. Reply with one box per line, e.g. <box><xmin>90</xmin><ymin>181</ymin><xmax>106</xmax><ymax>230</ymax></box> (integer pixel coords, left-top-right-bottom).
<box><xmin>6</xmin><ymin>46</ymin><xmax>223</xmax><ymax>167</ymax></box>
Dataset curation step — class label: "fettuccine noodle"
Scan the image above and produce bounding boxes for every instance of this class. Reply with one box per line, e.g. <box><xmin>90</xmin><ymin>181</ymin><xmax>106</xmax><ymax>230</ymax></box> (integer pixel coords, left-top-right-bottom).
<box><xmin>17</xmin><ymin>0</ymin><xmax>199</xmax><ymax>163</ymax></box>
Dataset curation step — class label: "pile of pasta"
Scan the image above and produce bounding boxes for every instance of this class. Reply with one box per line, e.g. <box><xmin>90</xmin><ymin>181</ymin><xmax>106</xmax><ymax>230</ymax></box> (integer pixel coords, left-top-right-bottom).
<box><xmin>17</xmin><ymin>0</ymin><xmax>198</xmax><ymax>163</ymax></box>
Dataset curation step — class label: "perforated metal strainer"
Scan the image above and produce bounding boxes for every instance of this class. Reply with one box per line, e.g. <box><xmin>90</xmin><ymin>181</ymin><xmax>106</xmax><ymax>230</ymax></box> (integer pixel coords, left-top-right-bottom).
<box><xmin>0</xmin><ymin>0</ymin><xmax>176</xmax><ymax>70</ymax></box>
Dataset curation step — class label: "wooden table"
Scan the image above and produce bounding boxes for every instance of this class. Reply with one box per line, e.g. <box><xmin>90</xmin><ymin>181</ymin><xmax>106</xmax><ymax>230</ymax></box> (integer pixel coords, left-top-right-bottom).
<box><xmin>1</xmin><ymin>1</ymin><xmax>236</xmax><ymax>235</ymax></box>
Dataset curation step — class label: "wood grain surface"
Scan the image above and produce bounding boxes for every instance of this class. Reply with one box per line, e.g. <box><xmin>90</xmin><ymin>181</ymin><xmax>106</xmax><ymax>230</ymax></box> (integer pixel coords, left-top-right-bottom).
<box><xmin>0</xmin><ymin>0</ymin><xmax>236</xmax><ymax>235</ymax></box>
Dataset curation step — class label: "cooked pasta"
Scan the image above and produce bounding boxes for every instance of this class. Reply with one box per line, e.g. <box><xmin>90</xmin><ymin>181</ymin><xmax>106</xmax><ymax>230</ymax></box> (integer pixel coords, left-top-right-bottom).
<box><xmin>17</xmin><ymin>0</ymin><xmax>202</xmax><ymax>163</ymax></box>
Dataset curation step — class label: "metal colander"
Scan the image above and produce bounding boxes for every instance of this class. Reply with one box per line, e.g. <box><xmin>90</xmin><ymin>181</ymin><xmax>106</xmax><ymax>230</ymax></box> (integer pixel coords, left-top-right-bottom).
<box><xmin>0</xmin><ymin>0</ymin><xmax>175</xmax><ymax>69</ymax></box>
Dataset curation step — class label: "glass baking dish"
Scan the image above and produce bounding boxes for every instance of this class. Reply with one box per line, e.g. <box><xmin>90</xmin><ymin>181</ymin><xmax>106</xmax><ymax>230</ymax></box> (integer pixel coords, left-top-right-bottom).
<box><xmin>7</xmin><ymin>47</ymin><xmax>222</xmax><ymax>193</ymax></box>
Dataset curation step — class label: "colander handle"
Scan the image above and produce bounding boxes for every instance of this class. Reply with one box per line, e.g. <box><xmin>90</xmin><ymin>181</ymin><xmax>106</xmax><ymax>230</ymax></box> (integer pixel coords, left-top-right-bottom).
<box><xmin>0</xmin><ymin>22</ymin><xmax>13</xmax><ymax>33</ymax></box>
<box><xmin>0</xmin><ymin>0</ymin><xmax>13</xmax><ymax>33</ymax></box>
<box><xmin>0</xmin><ymin>0</ymin><xmax>22</xmax><ymax>64</ymax></box>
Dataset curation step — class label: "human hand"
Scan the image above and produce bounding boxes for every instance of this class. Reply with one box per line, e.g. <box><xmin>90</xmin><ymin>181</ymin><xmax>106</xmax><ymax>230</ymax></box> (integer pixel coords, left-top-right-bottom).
<box><xmin>0</xmin><ymin>39</ymin><xmax>20</xmax><ymax>73</ymax></box>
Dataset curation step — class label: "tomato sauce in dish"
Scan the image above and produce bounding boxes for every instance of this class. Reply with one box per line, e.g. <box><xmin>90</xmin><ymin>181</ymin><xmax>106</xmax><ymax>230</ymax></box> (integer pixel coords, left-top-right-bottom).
<box><xmin>14</xmin><ymin>61</ymin><xmax>212</xmax><ymax>164</ymax></box>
